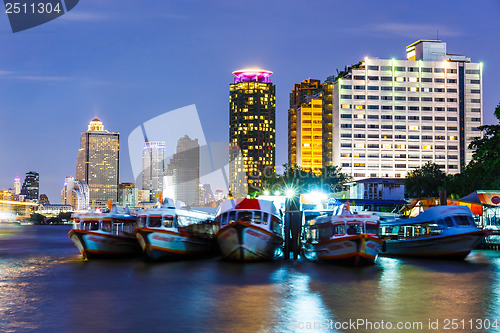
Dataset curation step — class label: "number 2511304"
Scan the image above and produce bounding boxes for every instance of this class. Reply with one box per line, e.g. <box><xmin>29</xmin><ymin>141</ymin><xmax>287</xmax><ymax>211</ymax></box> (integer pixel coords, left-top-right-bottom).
<box><xmin>5</xmin><ymin>2</ymin><xmax>62</xmax><ymax>14</ymax></box>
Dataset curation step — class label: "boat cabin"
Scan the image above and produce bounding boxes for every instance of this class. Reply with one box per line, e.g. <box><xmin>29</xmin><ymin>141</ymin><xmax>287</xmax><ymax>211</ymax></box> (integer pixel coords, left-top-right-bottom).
<box><xmin>381</xmin><ymin>214</ymin><xmax>476</xmax><ymax>240</ymax></box>
<box><xmin>74</xmin><ymin>216</ymin><xmax>136</xmax><ymax>235</ymax></box>
<box><xmin>216</xmin><ymin>210</ymin><xmax>283</xmax><ymax>235</ymax></box>
<box><xmin>304</xmin><ymin>215</ymin><xmax>379</xmax><ymax>243</ymax></box>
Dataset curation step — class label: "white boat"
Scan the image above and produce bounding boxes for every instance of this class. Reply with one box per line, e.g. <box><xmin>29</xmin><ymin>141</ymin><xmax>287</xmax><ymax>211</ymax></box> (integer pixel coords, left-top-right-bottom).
<box><xmin>379</xmin><ymin>205</ymin><xmax>485</xmax><ymax>259</ymax></box>
<box><xmin>302</xmin><ymin>211</ymin><xmax>383</xmax><ymax>266</ymax></box>
<box><xmin>215</xmin><ymin>198</ymin><xmax>284</xmax><ymax>261</ymax></box>
<box><xmin>69</xmin><ymin>210</ymin><xmax>141</xmax><ymax>259</ymax></box>
<box><xmin>134</xmin><ymin>202</ymin><xmax>218</xmax><ymax>261</ymax></box>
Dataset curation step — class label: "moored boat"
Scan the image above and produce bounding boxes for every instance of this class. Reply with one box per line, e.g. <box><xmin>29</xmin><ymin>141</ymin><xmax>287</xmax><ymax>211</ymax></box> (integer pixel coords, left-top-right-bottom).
<box><xmin>69</xmin><ymin>210</ymin><xmax>141</xmax><ymax>259</ymax></box>
<box><xmin>215</xmin><ymin>198</ymin><xmax>284</xmax><ymax>261</ymax></box>
<box><xmin>379</xmin><ymin>205</ymin><xmax>485</xmax><ymax>259</ymax></box>
<box><xmin>302</xmin><ymin>211</ymin><xmax>382</xmax><ymax>266</ymax></box>
<box><xmin>134</xmin><ymin>202</ymin><xmax>218</xmax><ymax>261</ymax></box>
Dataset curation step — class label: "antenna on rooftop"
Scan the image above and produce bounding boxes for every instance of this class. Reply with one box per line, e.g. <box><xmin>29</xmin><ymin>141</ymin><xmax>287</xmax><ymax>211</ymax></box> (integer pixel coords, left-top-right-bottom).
<box><xmin>437</xmin><ymin>30</ymin><xmax>439</xmax><ymax>40</ymax></box>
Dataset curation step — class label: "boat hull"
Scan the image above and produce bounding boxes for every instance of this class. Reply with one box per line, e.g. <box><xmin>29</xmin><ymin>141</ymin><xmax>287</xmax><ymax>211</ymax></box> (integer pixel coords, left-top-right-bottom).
<box><xmin>303</xmin><ymin>234</ymin><xmax>382</xmax><ymax>266</ymax></box>
<box><xmin>216</xmin><ymin>221</ymin><xmax>283</xmax><ymax>261</ymax></box>
<box><xmin>135</xmin><ymin>228</ymin><xmax>216</xmax><ymax>261</ymax></box>
<box><xmin>68</xmin><ymin>229</ymin><xmax>141</xmax><ymax>259</ymax></box>
<box><xmin>380</xmin><ymin>230</ymin><xmax>484</xmax><ymax>259</ymax></box>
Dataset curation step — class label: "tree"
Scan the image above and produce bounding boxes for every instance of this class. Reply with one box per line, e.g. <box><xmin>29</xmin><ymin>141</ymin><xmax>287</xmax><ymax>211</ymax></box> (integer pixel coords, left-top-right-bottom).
<box><xmin>261</xmin><ymin>164</ymin><xmax>350</xmax><ymax>195</ymax></box>
<box><xmin>445</xmin><ymin>102</ymin><xmax>500</xmax><ymax>197</ymax></box>
<box><xmin>404</xmin><ymin>161</ymin><xmax>447</xmax><ymax>198</ymax></box>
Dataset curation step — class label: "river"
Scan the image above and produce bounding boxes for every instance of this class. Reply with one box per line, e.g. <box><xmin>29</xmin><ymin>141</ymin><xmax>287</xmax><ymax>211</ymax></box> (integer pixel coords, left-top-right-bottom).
<box><xmin>0</xmin><ymin>225</ymin><xmax>499</xmax><ymax>333</ymax></box>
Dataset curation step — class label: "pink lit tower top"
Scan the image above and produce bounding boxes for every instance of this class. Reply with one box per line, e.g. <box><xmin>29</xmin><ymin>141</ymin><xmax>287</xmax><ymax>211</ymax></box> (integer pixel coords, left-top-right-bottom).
<box><xmin>232</xmin><ymin>68</ymin><xmax>273</xmax><ymax>83</ymax></box>
<box><xmin>229</xmin><ymin>68</ymin><xmax>276</xmax><ymax>195</ymax></box>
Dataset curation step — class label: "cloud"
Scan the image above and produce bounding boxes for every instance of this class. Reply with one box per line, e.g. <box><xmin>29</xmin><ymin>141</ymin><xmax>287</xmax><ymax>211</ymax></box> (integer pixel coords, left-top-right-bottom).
<box><xmin>12</xmin><ymin>75</ymin><xmax>72</xmax><ymax>82</ymax></box>
<box><xmin>60</xmin><ymin>11</ymin><xmax>109</xmax><ymax>22</ymax></box>
<box><xmin>364</xmin><ymin>23</ymin><xmax>462</xmax><ymax>38</ymax></box>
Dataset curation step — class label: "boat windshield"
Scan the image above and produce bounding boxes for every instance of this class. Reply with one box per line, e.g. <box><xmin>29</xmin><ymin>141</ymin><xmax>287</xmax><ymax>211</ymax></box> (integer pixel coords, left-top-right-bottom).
<box><xmin>82</xmin><ymin>221</ymin><xmax>99</xmax><ymax>231</ymax></box>
<box><xmin>237</xmin><ymin>211</ymin><xmax>253</xmax><ymax>222</ymax></box>
<box><xmin>148</xmin><ymin>216</ymin><xmax>162</xmax><ymax>228</ymax></box>
<box><xmin>101</xmin><ymin>221</ymin><xmax>112</xmax><ymax>232</ymax></box>
<box><xmin>333</xmin><ymin>222</ymin><xmax>345</xmax><ymax>236</ymax></box>
<box><xmin>346</xmin><ymin>223</ymin><xmax>363</xmax><ymax>235</ymax></box>
<box><xmin>365</xmin><ymin>222</ymin><xmax>378</xmax><ymax>235</ymax></box>
<box><xmin>163</xmin><ymin>215</ymin><xmax>175</xmax><ymax>228</ymax></box>
<box><xmin>453</xmin><ymin>215</ymin><xmax>474</xmax><ymax>226</ymax></box>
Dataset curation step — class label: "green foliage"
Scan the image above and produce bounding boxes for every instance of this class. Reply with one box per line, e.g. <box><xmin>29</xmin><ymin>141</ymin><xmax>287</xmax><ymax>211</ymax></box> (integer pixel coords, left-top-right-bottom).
<box><xmin>404</xmin><ymin>161</ymin><xmax>447</xmax><ymax>198</ymax></box>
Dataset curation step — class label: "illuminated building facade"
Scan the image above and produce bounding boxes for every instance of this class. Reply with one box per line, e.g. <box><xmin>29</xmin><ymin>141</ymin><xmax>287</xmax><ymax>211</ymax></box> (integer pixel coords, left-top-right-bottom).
<box><xmin>288</xmin><ymin>79</ymin><xmax>322</xmax><ymax>167</ymax></box>
<box><xmin>229</xmin><ymin>69</ymin><xmax>276</xmax><ymax>194</ymax></box>
<box><xmin>296</xmin><ymin>95</ymin><xmax>323</xmax><ymax>173</ymax></box>
<box><xmin>142</xmin><ymin>141</ymin><xmax>166</xmax><ymax>201</ymax></box>
<box><xmin>20</xmin><ymin>171</ymin><xmax>39</xmax><ymax>203</ymax></box>
<box><xmin>329</xmin><ymin>40</ymin><xmax>482</xmax><ymax>179</ymax></box>
<box><xmin>39</xmin><ymin>194</ymin><xmax>50</xmax><ymax>206</ymax></box>
<box><xmin>14</xmin><ymin>177</ymin><xmax>21</xmax><ymax>195</ymax></box>
<box><xmin>76</xmin><ymin>118</ymin><xmax>119</xmax><ymax>209</ymax></box>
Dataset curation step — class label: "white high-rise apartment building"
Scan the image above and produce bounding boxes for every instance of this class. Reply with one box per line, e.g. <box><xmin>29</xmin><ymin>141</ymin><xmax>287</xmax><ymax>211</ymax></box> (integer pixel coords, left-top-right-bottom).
<box><xmin>142</xmin><ymin>141</ymin><xmax>166</xmax><ymax>200</ymax></box>
<box><xmin>330</xmin><ymin>40</ymin><xmax>482</xmax><ymax>179</ymax></box>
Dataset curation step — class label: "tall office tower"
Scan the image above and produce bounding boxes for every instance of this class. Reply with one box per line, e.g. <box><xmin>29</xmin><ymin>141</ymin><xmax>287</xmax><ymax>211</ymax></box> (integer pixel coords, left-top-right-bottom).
<box><xmin>76</xmin><ymin>117</ymin><xmax>120</xmax><ymax>209</ymax></box>
<box><xmin>142</xmin><ymin>141</ymin><xmax>166</xmax><ymax>201</ymax></box>
<box><xmin>288</xmin><ymin>79</ymin><xmax>322</xmax><ymax>167</ymax></box>
<box><xmin>328</xmin><ymin>40</ymin><xmax>482</xmax><ymax>179</ymax></box>
<box><xmin>14</xmin><ymin>177</ymin><xmax>21</xmax><ymax>195</ymax></box>
<box><xmin>295</xmin><ymin>94</ymin><xmax>323</xmax><ymax>173</ymax></box>
<box><xmin>62</xmin><ymin>176</ymin><xmax>90</xmax><ymax>211</ymax></box>
<box><xmin>322</xmin><ymin>78</ymin><xmax>334</xmax><ymax>167</ymax></box>
<box><xmin>229</xmin><ymin>69</ymin><xmax>276</xmax><ymax>194</ymax></box>
<box><xmin>20</xmin><ymin>171</ymin><xmax>39</xmax><ymax>202</ymax></box>
<box><xmin>165</xmin><ymin>135</ymin><xmax>200</xmax><ymax>206</ymax></box>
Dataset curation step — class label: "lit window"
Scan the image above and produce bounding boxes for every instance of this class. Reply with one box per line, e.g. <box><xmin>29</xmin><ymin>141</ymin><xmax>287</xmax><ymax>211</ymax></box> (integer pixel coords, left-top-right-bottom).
<box><xmin>354</xmin><ymin>105</ymin><xmax>364</xmax><ymax>110</ymax></box>
<box><xmin>383</xmin><ymin>144</ymin><xmax>392</xmax><ymax>149</ymax></box>
<box><xmin>409</xmin><ymin>87</ymin><xmax>418</xmax><ymax>92</ymax></box>
<box><xmin>354</xmin><ymin>143</ymin><xmax>365</xmax><ymax>148</ymax></box>
<box><xmin>396</xmin><ymin>77</ymin><xmax>405</xmax><ymax>82</ymax></box>
<box><xmin>356</xmin><ymin>114</ymin><xmax>364</xmax><ymax>119</ymax></box>
<box><xmin>341</xmin><ymin>104</ymin><xmax>351</xmax><ymax>109</ymax></box>
<box><xmin>396</xmin><ymin>144</ymin><xmax>406</xmax><ymax>149</ymax></box>
<box><xmin>422</xmin><ymin>145</ymin><xmax>432</xmax><ymax>150</ymax></box>
<box><xmin>408</xmin><ymin>77</ymin><xmax>418</xmax><ymax>83</ymax></box>
<box><xmin>408</xmin><ymin>125</ymin><xmax>419</xmax><ymax>131</ymax></box>
<box><xmin>449</xmin><ymin>136</ymin><xmax>456</xmax><ymax>140</ymax></box>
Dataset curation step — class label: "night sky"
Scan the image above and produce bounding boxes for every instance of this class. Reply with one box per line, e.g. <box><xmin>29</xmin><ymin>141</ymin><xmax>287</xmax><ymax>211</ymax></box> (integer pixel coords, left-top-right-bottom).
<box><xmin>0</xmin><ymin>0</ymin><xmax>499</xmax><ymax>202</ymax></box>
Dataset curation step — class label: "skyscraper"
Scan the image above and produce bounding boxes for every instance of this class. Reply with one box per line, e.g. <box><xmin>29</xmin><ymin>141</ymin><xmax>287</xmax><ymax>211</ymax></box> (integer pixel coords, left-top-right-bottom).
<box><xmin>142</xmin><ymin>141</ymin><xmax>166</xmax><ymax>201</ymax></box>
<box><xmin>14</xmin><ymin>177</ymin><xmax>21</xmax><ymax>195</ymax></box>
<box><xmin>20</xmin><ymin>171</ymin><xmax>39</xmax><ymax>202</ymax></box>
<box><xmin>288</xmin><ymin>79</ymin><xmax>322</xmax><ymax>167</ymax></box>
<box><xmin>327</xmin><ymin>40</ymin><xmax>482</xmax><ymax>179</ymax></box>
<box><xmin>164</xmin><ymin>135</ymin><xmax>200</xmax><ymax>206</ymax></box>
<box><xmin>295</xmin><ymin>94</ymin><xmax>323</xmax><ymax>173</ymax></box>
<box><xmin>76</xmin><ymin>118</ymin><xmax>119</xmax><ymax>209</ymax></box>
<box><xmin>229</xmin><ymin>69</ymin><xmax>276</xmax><ymax>194</ymax></box>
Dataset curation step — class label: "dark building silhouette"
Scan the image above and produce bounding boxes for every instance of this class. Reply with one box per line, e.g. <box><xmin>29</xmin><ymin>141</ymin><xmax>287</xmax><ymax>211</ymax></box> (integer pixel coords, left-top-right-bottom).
<box><xmin>21</xmin><ymin>171</ymin><xmax>39</xmax><ymax>203</ymax></box>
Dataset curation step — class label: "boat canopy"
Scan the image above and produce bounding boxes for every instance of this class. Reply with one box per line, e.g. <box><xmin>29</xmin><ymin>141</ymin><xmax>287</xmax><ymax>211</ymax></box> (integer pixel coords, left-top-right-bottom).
<box><xmin>217</xmin><ymin>199</ymin><xmax>280</xmax><ymax>217</ymax></box>
<box><xmin>380</xmin><ymin>205</ymin><xmax>473</xmax><ymax>227</ymax></box>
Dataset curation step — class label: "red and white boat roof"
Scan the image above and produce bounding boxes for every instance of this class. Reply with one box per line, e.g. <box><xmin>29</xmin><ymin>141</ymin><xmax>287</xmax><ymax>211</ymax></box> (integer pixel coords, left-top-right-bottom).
<box><xmin>217</xmin><ymin>199</ymin><xmax>281</xmax><ymax>217</ymax></box>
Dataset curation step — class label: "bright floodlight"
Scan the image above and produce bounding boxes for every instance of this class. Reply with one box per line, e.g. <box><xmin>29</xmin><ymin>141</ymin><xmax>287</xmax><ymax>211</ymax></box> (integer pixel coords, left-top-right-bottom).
<box><xmin>285</xmin><ymin>189</ymin><xmax>295</xmax><ymax>198</ymax></box>
<box><xmin>307</xmin><ymin>191</ymin><xmax>328</xmax><ymax>203</ymax></box>
<box><xmin>274</xmin><ymin>190</ymin><xmax>281</xmax><ymax>196</ymax></box>
<box><xmin>263</xmin><ymin>190</ymin><xmax>270</xmax><ymax>196</ymax></box>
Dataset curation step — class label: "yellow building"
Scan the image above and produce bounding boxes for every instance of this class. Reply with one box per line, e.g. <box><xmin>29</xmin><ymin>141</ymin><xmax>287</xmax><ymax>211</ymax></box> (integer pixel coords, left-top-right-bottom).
<box><xmin>297</xmin><ymin>96</ymin><xmax>323</xmax><ymax>174</ymax></box>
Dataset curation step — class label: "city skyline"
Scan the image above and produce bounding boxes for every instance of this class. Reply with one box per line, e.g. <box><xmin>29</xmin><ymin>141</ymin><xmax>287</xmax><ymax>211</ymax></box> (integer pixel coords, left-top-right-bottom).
<box><xmin>0</xmin><ymin>1</ymin><xmax>499</xmax><ymax>202</ymax></box>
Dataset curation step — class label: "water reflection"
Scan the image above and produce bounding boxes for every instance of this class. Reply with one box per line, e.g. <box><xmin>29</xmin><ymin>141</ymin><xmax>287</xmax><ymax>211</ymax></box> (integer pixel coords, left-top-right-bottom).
<box><xmin>1</xmin><ymin>226</ymin><xmax>500</xmax><ymax>333</ymax></box>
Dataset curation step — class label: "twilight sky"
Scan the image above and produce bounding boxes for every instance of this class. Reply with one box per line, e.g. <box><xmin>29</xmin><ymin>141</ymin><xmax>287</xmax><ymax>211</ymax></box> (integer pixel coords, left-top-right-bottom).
<box><xmin>0</xmin><ymin>0</ymin><xmax>499</xmax><ymax>203</ymax></box>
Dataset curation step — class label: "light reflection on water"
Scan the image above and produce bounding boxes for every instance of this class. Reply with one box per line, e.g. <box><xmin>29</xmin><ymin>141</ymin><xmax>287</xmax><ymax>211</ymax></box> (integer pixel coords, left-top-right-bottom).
<box><xmin>0</xmin><ymin>225</ymin><xmax>499</xmax><ymax>333</ymax></box>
